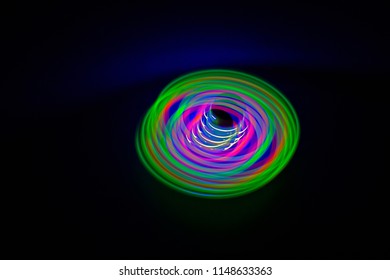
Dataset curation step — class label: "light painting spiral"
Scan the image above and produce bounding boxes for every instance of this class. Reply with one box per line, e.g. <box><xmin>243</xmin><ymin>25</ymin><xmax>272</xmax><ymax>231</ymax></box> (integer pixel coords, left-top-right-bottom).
<box><xmin>136</xmin><ymin>69</ymin><xmax>300</xmax><ymax>198</ymax></box>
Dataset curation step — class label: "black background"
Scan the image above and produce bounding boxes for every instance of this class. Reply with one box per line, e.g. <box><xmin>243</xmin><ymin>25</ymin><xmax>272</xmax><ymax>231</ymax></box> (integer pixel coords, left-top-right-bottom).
<box><xmin>2</xmin><ymin>1</ymin><xmax>389</xmax><ymax>259</ymax></box>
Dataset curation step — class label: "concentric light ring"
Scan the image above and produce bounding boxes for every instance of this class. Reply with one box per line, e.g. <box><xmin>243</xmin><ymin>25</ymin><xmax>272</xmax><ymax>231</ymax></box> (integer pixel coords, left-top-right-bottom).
<box><xmin>136</xmin><ymin>69</ymin><xmax>300</xmax><ymax>198</ymax></box>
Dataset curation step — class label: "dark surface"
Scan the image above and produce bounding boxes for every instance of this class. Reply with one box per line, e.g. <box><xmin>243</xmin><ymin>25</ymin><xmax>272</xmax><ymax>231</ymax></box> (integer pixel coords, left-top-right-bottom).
<box><xmin>1</xmin><ymin>2</ymin><xmax>389</xmax><ymax>259</ymax></box>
